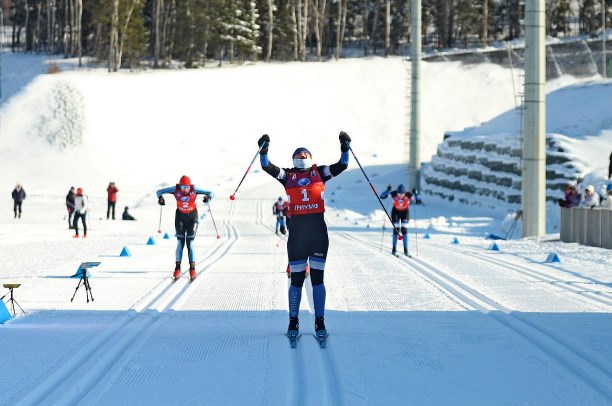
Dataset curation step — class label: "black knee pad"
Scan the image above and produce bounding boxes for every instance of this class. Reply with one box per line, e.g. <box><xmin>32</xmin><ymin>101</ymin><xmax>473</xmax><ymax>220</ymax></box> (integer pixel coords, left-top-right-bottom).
<box><xmin>290</xmin><ymin>271</ymin><xmax>306</xmax><ymax>288</ymax></box>
<box><xmin>401</xmin><ymin>227</ymin><xmax>408</xmax><ymax>235</ymax></box>
<box><xmin>310</xmin><ymin>268</ymin><xmax>324</xmax><ymax>286</ymax></box>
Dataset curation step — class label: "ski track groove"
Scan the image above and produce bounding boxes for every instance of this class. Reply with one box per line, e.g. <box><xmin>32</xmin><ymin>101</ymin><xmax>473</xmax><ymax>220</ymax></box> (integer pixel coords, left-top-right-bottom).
<box><xmin>424</xmin><ymin>240</ymin><xmax>612</xmax><ymax>309</ymax></box>
<box><xmin>337</xmin><ymin>232</ymin><xmax>612</xmax><ymax>402</ymax></box>
<box><xmin>258</xmin><ymin>199</ymin><xmax>338</xmax><ymax>405</ymax></box>
<box><xmin>14</xmin><ymin>202</ymin><xmax>240</xmax><ymax>406</ymax></box>
<box><xmin>257</xmin><ymin>199</ymin><xmax>305</xmax><ymax>405</ymax></box>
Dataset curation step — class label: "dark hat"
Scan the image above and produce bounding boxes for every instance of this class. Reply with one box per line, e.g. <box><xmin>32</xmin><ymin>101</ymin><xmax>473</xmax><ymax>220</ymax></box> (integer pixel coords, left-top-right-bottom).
<box><xmin>397</xmin><ymin>184</ymin><xmax>407</xmax><ymax>194</ymax></box>
<box><xmin>292</xmin><ymin>147</ymin><xmax>312</xmax><ymax>159</ymax></box>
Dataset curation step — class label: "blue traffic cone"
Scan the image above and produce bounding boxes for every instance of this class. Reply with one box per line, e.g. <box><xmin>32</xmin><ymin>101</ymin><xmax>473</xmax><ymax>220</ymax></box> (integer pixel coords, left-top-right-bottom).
<box><xmin>545</xmin><ymin>252</ymin><xmax>561</xmax><ymax>263</ymax></box>
<box><xmin>489</xmin><ymin>242</ymin><xmax>500</xmax><ymax>251</ymax></box>
<box><xmin>120</xmin><ymin>246</ymin><xmax>132</xmax><ymax>257</ymax></box>
<box><xmin>451</xmin><ymin>237</ymin><xmax>460</xmax><ymax>244</ymax></box>
<box><xmin>163</xmin><ymin>232</ymin><xmax>171</xmax><ymax>239</ymax></box>
<box><xmin>424</xmin><ymin>233</ymin><xmax>431</xmax><ymax>239</ymax></box>
<box><xmin>0</xmin><ymin>300</ymin><xmax>12</xmax><ymax>323</ymax></box>
<box><xmin>146</xmin><ymin>236</ymin><xmax>156</xmax><ymax>245</ymax></box>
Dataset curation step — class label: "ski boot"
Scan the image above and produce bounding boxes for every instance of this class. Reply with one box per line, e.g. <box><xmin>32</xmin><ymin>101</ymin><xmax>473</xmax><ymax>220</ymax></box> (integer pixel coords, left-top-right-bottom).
<box><xmin>189</xmin><ymin>262</ymin><xmax>197</xmax><ymax>282</ymax></box>
<box><xmin>314</xmin><ymin>316</ymin><xmax>328</xmax><ymax>347</ymax></box>
<box><xmin>286</xmin><ymin>317</ymin><xmax>300</xmax><ymax>347</ymax></box>
<box><xmin>173</xmin><ymin>262</ymin><xmax>181</xmax><ymax>282</ymax></box>
<box><xmin>287</xmin><ymin>317</ymin><xmax>299</xmax><ymax>336</ymax></box>
<box><xmin>391</xmin><ymin>246</ymin><xmax>397</xmax><ymax>256</ymax></box>
<box><xmin>404</xmin><ymin>247</ymin><xmax>411</xmax><ymax>258</ymax></box>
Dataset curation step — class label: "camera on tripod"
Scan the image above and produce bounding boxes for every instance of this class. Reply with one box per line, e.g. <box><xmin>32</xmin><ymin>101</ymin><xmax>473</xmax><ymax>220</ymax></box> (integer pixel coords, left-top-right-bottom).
<box><xmin>2</xmin><ymin>283</ymin><xmax>25</xmax><ymax>317</ymax></box>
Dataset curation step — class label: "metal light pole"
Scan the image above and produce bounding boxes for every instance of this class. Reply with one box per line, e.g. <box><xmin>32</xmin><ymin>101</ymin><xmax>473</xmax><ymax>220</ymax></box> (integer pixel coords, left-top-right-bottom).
<box><xmin>604</xmin><ymin>0</ymin><xmax>607</xmax><ymax>78</ymax></box>
<box><xmin>0</xmin><ymin>6</ymin><xmax>3</xmax><ymax>100</ymax></box>
<box><xmin>409</xmin><ymin>0</ymin><xmax>422</xmax><ymax>192</ymax></box>
<box><xmin>521</xmin><ymin>0</ymin><xmax>547</xmax><ymax>238</ymax></box>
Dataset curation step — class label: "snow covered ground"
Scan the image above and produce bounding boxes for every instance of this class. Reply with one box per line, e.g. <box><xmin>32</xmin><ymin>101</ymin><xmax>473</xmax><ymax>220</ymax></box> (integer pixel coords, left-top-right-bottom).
<box><xmin>0</xmin><ymin>54</ymin><xmax>611</xmax><ymax>405</ymax></box>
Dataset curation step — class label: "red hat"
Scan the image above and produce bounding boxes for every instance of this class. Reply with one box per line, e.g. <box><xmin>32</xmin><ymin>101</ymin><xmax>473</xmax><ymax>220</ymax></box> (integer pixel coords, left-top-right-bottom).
<box><xmin>179</xmin><ymin>175</ymin><xmax>191</xmax><ymax>186</ymax></box>
<box><xmin>77</xmin><ymin>187</ymin><xmax>83</xmax><ymax>195</ymax></box>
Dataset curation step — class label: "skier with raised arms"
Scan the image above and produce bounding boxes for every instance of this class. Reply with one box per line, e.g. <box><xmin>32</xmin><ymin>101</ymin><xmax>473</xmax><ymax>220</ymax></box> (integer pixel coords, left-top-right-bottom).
<box><xmin>257</xmin><ymin>131</ymin><xmax>351</xmax><ymax>346</ymax></box>
<box><xmin>156</xmin><ymin>175</ymin><xmax>214</xmax><ymax>282</ymax></box>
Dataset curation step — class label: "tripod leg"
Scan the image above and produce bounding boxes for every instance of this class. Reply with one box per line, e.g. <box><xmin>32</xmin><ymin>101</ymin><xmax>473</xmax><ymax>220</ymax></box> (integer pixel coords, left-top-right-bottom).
<box><xmin>71</xmin><ymin>278</ymin><xmax>84</xmax><ymax>302</ymax></box>
<box><xmin>12</xmin><ymin>299</ymin><xmax>25</xmax><ymax>314</ymax></box>
<box><xmin>84</xmin><ymin>276</ymin><xmax>94</xmax><ymax>302</ymax></box>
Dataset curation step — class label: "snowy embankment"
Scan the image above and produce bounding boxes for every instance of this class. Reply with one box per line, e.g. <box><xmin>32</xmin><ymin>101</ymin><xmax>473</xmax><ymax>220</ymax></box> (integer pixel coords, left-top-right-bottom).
<box><xmin>0</xmin><ymin>57</ymin><xmax>610</xmax><ymax>405</ymax></box>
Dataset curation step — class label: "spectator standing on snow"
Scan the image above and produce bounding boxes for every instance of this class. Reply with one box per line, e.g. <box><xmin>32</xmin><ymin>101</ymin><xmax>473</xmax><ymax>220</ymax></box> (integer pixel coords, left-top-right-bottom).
<box><xmin>558</xmin><ymin>182</ymin><xmax>581</xmax><ymax>208</ymax></box>
<box><xmin>273</xmin><ymin>197</ymin><xmax>287</xmax><ymax>235</ymax></box>
<box><xmin>380</xmin><ymin>184</ymin><xmax>413</xmax><ymax>257</ymax></box>
<box><xmin>156</xmin><ymin>175</ymin><xmax>214</xmax><ymax>282</ymax></box>
<box><xmin>122</xmin><ymin>206</ymin><xmax>136</xmax><ymax>220</ymax></box>
<box><xmin>73</xmin><ymin>187</ymin><xmax>88</xmax><ymax>238</ymax></box>
<box><xmin>66</xmin><ymin>186</ymin><xmax>76</xmax><ymax>229</ymax></box>
<box><xmin>257</xmin><ymin>131</ymin><xmax>351</xmax><ymax>342</ymax></box>
<box><xmin>107</xmin><ymin>182</ymin><xmax>119</xmax><ymax>220</ymax></box>
<box><xmin>608</xmin><ymin>152</ymin><xmax>612</xmax><ymax>179</ymax></box>
<box><xmin>580</xmin><ymin>185</ymin><xmax>600</xmax><ymax>208</ymax></box>
<box><xmin>11</xmin><ymin>183</ymin><xmax>26</xmax><ymax>219</ymax></box>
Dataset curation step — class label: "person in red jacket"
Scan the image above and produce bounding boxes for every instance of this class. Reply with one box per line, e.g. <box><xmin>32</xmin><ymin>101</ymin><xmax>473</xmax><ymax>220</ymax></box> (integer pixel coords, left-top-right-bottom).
<box><xmin>106</xmin><ymin>182</ymin><xmax>119</xmax><ymax>220</ymax></box>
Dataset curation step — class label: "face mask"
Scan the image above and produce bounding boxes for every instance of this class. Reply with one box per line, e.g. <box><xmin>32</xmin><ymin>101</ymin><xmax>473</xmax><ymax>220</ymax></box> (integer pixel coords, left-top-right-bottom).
<box><xmin>293</xmin><ymin>158</ymin><xmax>312</xmax><ymax>169</ymax></box>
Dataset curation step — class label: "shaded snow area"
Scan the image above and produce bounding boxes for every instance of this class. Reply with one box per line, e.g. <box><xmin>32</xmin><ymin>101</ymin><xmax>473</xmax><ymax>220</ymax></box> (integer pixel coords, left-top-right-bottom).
<box><xmin>0</xmin><ymin>56</ymin><xmax>611</xmax><ymax>405</ymax></box>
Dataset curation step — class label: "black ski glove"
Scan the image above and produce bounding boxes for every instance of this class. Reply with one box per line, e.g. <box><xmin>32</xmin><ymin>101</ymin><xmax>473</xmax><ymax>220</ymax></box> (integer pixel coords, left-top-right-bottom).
<box><xmin>158</xmin><ymin>196</ymin><xmax>165</xmax><ymax>206</ymax></box>
<box><xmin>339</xmin><ymin>131</ymin><xmax>351</xmax><ymax>152</ymax></box>
<box><xmin>386</xmin><ymin>184</ymin><xmax>392</xmax><ymax>192</ymax></box>
<box><xmin>258</xmin><ymin>134</ymin><xmax>270</xmax><ymax>155</ymax></box>
<box><xmin>202</xmin><ymin>195</ymin><xmax>209</xmax><ymax>203</ymax></box>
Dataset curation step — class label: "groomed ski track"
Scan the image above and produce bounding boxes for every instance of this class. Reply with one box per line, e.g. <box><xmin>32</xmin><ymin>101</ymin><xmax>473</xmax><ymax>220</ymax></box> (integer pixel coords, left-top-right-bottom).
<box><xmin>2</xmin><ymin>191</ymin><xmax>611</xmax><ymax>405</ymax></box>
<box><xmin>337</xmin><ymin>231</ymin><xmax>612</xmax><ymax>401</ymax></box>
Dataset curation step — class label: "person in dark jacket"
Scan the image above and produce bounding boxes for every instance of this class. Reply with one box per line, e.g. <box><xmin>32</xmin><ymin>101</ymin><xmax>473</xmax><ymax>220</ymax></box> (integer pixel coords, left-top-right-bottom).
<box><xmin>11</xmin><ymin>183</ymin><xmax>26</xmax><ymax>218</ymax></box>
<box><xmin>66</xmin><ymin>186</ymin><xmax>76</xmax><ymax>229</ymax></box>
<box><xmin>608</xmin><ymin>152</ymin><xmax>612</xmax><ymax>179</ymax></box>
<box><xmin>122</xmin><ymin>206</ymin><xmax>136</xmax><ymax>220</ymax></box>
<box><xmin>558</xmin><ymin>182</ymin><xmax>581</xmax><ymax>208</ymax></box>
<box><xmin>107</xmin><ymin>182</ymin><xmax>119</xmax><ymax>220</ymax></box>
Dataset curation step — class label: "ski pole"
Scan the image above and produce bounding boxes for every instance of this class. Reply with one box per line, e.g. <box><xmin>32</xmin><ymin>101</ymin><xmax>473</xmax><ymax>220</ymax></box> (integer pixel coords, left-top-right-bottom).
<box><xmin>412</xmin><ymin>200</ymin><xmax>419</xmax><ymax>257</ymax></box>
<box><xmin>230</xmin><ymin>143</ymin><xmax>266</xmax><ymax>200</ymax></box>
<box><xmin>347</xmin><ymin>145</ymin><xmax>402</xmax><ymax>238</ymax></box>
<box><xmin>157</xmin><ymin>205</ymin><xmax>163</xmax><ymax>233</ymax></box>
<box><xmin>206</xmin><ymin>201</ymin><xmax>221</xmax><ymax>239</ymax></box>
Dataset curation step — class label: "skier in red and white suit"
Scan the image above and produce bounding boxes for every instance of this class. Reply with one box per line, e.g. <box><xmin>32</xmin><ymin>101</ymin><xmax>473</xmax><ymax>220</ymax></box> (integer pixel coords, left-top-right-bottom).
<box><xmin>156</xmin><ymin>175</ymin><xmax>214</xmax><ymax>281</ymax></box>
<box><xmin>257</xmin><ymin>132</ymin><xmax>351</xmax><ymax>337</ymax></box>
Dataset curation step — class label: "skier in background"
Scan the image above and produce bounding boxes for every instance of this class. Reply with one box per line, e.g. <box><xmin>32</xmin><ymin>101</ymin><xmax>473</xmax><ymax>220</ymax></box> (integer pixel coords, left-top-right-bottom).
<box><xmin>380</xmin><ymin>184</ymin><xmax>413</xmax><ymax>257</ymax></box>
<box><xmin>66</xmin><ymin>186</ymin><xmax>76</xmax><ymax>229</ymax></box>
<box><xmin>11</xmin><ymin>183</ymin><xmax>26</xmax><ymax>219</ymax></box>
<box><xmin>273</xmin><ymin>197</ymin><xmax>287</xmax><ymax>235</ymax></box>
<box><xmin>156</xmin><ymin>175</ymin><xmax>214</xmax><ymax>282</ymax></box>
<box><xmin>257</xmin><ymin>131</ymin><xmax>351</xmax><ymax>340</ymax></box>
<box><xmin>73</xmin><ymin>187</ymin><xmax>88</xmax><ymax>238</ymax></box>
